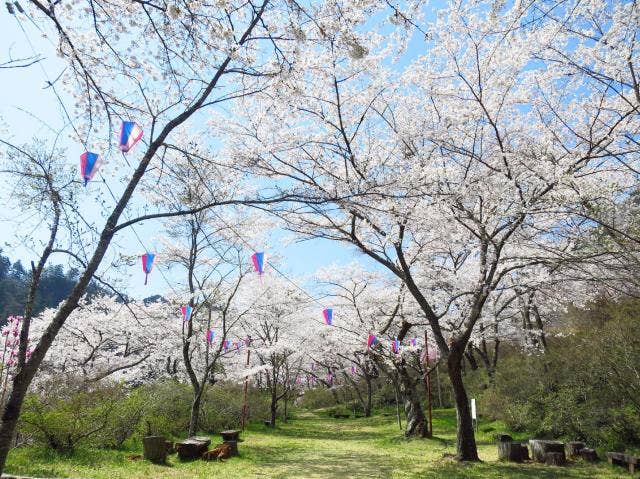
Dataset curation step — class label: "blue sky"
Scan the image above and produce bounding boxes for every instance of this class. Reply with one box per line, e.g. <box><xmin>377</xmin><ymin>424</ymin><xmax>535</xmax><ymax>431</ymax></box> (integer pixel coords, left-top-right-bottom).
<box><xmin>0</xmin><ymin>4</ymin><xmax>433</xmax><ymax>299</ymax></box>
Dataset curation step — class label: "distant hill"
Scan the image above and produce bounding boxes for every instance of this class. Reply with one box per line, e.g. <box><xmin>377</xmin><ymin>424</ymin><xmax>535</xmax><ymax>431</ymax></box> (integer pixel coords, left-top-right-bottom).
<box><xmin>0</xmin><ymin>249</ymin><xmax>108</xmax><ymax>323</ymax></box>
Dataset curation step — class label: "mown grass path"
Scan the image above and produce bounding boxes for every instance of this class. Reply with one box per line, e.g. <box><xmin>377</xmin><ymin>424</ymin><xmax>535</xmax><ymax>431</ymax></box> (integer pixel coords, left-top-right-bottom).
<box><xmin>6</xmin><ymin>410</ymin><xmax>631</xmax><ymax>478</ymax></box>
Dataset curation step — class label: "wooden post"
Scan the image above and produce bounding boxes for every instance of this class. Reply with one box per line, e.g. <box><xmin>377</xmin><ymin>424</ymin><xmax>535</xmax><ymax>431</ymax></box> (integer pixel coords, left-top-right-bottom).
<box><xmin>424</xmin><ymin>330</ymin><xmax>433</xmax><ymax>437</ymax></box>
<box><xmin>240</xmin><ymin>345</ymin><xmax>251</xmax><ymax>431</ymax></box>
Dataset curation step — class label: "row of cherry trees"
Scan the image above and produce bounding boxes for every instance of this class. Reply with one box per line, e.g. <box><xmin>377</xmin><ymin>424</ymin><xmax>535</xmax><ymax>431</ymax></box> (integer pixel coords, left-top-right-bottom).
<box><xmin>0</xmin><ymin>0</ymin><xmax>638</xmax><ymax>471</ymax></box>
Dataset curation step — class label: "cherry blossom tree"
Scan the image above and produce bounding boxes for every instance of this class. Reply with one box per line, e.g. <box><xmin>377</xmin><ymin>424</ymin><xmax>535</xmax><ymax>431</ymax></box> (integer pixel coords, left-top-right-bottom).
<box><xmin>159</xmin><ymin>206</ymin><xmax>262</xmax><ymax>436</ymax></box>
<box><xmin>223</xmin><ymin>0</ymin><xmax>640</xmax><ymax>460</ymax></box>
<box><xmin>238</xmin><ymin>276</ymin><xmax>314</xmax><ymax>427</ymax></box>
<box><xmin>314</xmin><ymin>264</ymin><xmax>430</xmax><ymax>435</ymax></box>
<box><xmin>0</xmin><ymin>0</ymin><xmax>401</xmax><ymax>471</ymax></box>
<box><xmin>0</xmin><ymin>296</ymin><xmax>176</xmax><ymax>389</ymax></box>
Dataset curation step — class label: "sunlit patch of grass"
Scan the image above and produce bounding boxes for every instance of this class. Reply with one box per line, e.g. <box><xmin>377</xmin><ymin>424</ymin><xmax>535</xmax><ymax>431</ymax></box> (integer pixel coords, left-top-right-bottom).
<box><xmin>5</xmin><ymin>410</ymin><xmax>631</xmax><ymax>478</ymax></box>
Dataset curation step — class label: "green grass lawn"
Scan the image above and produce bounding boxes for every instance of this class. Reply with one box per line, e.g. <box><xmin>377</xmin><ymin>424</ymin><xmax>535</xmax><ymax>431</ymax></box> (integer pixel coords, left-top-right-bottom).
<box><xmin>5</xmin><ymin>409</ymin><xmax>633</xmax><ymax>478</ymax></box>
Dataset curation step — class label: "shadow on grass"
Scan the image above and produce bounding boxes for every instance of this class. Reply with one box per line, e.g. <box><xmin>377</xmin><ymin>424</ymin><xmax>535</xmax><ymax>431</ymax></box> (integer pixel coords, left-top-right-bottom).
<box><xmin>261</xmin><ymin>421</ymin><xmax>392</xmax><ymax>442</ymax></box>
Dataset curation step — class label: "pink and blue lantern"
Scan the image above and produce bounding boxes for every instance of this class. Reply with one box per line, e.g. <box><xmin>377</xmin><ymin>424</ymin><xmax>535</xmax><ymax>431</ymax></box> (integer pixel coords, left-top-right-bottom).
<box><xmin>80</xmin><ymin>151</ymin><xmax>101</xmax><ymax>186</ymax></box>
<box><xmin>410</xmin><ymin>337</ymin><xmax>417</xmax><ymax>347</ymax></box>
<box><xmin>392</xmin><ymin>338</ymin><xmax>400</xmax><ymax>354</ymax></box>
<box><xmin>367</xmin><ymin>334</ymin><xmax>377</xmax><ymax>350</ymax></box>
<box><xmin>223</xmin><ymin>340</ymin><xmax>230</xmax><ymax>352</ymax></box>
<box><xmin>181</xmin><ymin>305</ymin><xmax>193</xmax><ymax>322</ymax></box>
<box><xmin>206</xmin><ymin>329</ymin><xmax>214</xmax><ymax>345</ymax></box>
<box><xmin>251</xmin><ymin>252</ymin><xmax>265</xmax><ymax>276</ymax></box>
<box><xmin>119</xmin><ymin>121</ymin><xmax>143</xmax><ymax>152</ymax></box>
<box><xmin>350</xmin><ymin>366</ymin><xmax>357</xmax><ymax>376</ymax></box>
<box><xmin>322</xmin><ymin>308</ymin><xmax>333</xmax><ymax>326</ymax></box>
<box><xmin>141</xmin><ymin>253</ymin><xmax>155</xmax><ymax>285</ymax></box>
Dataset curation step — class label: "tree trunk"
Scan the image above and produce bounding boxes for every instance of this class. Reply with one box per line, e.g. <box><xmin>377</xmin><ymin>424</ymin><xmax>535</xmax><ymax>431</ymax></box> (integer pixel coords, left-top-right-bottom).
<box><xmin>396</xmin><ymin>361</ymin><xmax>427</xmax><ymax>437</ymax></box>
<box><xmin>364</xmin><ymin>374</ymin><xmax>373</xmax><ymax>417</ymax></box>
<box><xmin>283</xmin><ymin>390</ymin><xmax>288</xmax><ymax>423</ymax></box>
<box><xmin>447</xmin><ymin>348</ymin><xmax>479</xmax><ymax>461</ymax></box>
<box><xmin>269</xmin><ymin>388</ymin><xmax>277</xmax><ymax>427</ymax></box>
<box><xmin>0</xmin><ymin>365</ymin><xmax>36</xmax><ymax>470</ymax></box>
<box><xmin>188</xmin><ymin>390</ymin><xmax>203</xmax><ymax>437</ymax></box>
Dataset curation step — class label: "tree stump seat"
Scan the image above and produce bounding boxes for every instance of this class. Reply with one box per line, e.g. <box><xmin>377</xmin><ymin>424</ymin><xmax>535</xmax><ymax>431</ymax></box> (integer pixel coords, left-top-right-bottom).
<box><xmin>220</xmin><ymin>430</ymin><xmax>240</xmax><ymax>456</ymax></box>
<box><xmin>607</xmin><ymin>452</ymin><xmax>640</xmax><ymax>473</ymax></box>
<box><xmin>579</xmin><ymin>448</ymin><xmax>598</xmax><ymax>462</ymax></box>
<box><xmin>175</xmin><ymin>436</ymin><xmax>211</xmax><ymax>461</ymax></box>
<box><xmin>165</xmin><ymin>440</ymin><xmax>176</xmax><ymax>454</ymax></box>
<box><xmin>220</xmin><ymin>430</ymin><xmax>240</xmax><ymax>442</ymax></box>
<box><xmin>566</xmin><ymin>441</ymin><xmax>585</xmax><ymax>459</ymax></box>
<box><xmin>545</xmin><ymin>452</ymin><xmax>566</xmax><ymax>466</ymax></box>
<box><xmin>529</xmin><ymin>439</ymin><xmax>565</xmax><ymax>463</ymax></box>
<box><xmin>497</xmin><ymin>441</ymin><xmax>528</xmax><ymax>462</ymax></box>
<box><xmin>142</xmin><ymin>435</ymin><xmax>167</xmax><ymax>464</ymax></box>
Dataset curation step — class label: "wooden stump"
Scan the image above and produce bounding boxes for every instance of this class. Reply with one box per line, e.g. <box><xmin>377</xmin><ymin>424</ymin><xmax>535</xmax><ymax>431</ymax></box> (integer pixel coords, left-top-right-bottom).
<box><xmin>220</xmin><ymin>430</ymin><xmax>240</xmax><ymax>442</ymax></box>
<box><xmin>521</xmin><ymin>443</ymin><xmax>530</xmax><ymax>461</ymax></box>
<box><xmin>566</xmin><ymin>441</ymin><xmax>585</xmax><ymax>459</ymax></box>
<box><xmin>498</xmin><ymin>441</ymin><xmax>526</xmax><ymax>462</ymax></box>
<box><xmin>545</xmin><ymin>452</ymin><xmax>566</xmax><ymax>466</ymax></box>
<box><xmin>580</xmin><ymin>448</ymin><xmax>598</xmax><ymax>462</ymax></box>
<box><xmin>224</xmin><ymin>440</ymin><xmax>238</xmax><ymax>457</ymax></box>
<box><xmin>529</xmin><ymin>439</ymin><xmax>565</xmax><ymax>463</ymax></box>
<box><xmin>175</xmin><ymin>437</ymin><xmax>211</xmax><ymax>461</ymax></box>
<box><xmin>220</xmin><ymin>430</ymin><xmax>240</xmax><ymax>456</ymax></box>
<box><xmin>165</xmin><ymin>440</ymin><xmax>176</xmax><ymax>454</ymax></box>
<box><xmin>142</xmin><ymin>435</ymin><xmax>167</xmax><ymax>464</ymax></box>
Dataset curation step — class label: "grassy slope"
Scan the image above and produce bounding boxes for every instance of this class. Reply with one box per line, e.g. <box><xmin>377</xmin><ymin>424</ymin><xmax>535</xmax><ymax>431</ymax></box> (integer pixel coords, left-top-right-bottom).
<box><xmin>6</xmin><ymin>409</ymin><xmax>632</xmax><ymax>479</ymax></box>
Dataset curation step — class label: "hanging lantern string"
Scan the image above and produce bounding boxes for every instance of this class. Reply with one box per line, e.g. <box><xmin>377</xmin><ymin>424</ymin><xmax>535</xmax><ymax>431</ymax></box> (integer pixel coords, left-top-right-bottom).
<box><xmin>207</xmin><ymin>208</ymin><xmax>327</xmax><ymax>309</ymax></box>
<box><xmin>9</xmin><ymin>7</ymin><xmax>180</xmax><ymax>297</ymax></box>
<box><xmin>13</xmin><ymin>14</ymin><xmax>379</xmax><ymax>344</ymax></box>
<box><xmin>206</xmin><ymin>209</ymin><xmax>369</xmax><ymax>337</ymax></box>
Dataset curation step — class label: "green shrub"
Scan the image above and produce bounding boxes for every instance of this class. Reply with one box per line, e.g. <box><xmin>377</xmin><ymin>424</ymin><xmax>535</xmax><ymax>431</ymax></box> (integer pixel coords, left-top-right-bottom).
<box><xmin>96</xmin><ymin>387</ymin><xmax>146</xmax><ymax>449</ymax></box>
<box><xmin>199</xmin><ymin>383</ymin><xmax>271</xmax><ymax>433</ymax></box>
<box><xmin>19</xmin><ymin>377</ymin><xmax>127</xmax><ymax>453</ymax></box>
<box><xmin>135</xmin><ymin>381</ymin><xmax>192</xmax><ymax>438</ymax></box>
<box><xmin>473</xmin><ymin>299</ymin><xmax>640</xmax><ymax>451</ymax></box>
<box><xmin>297</xmin><ymin>387</ymin><xmax>338</xmax><ymax>410</ymax></box>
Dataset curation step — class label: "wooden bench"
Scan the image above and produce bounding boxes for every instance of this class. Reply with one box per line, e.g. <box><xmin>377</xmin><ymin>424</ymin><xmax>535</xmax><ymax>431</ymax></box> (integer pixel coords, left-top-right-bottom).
<box><xmin>607</xmin><ymin>452</ymin><xmax>640</xmax><ymax>473</ymax></box>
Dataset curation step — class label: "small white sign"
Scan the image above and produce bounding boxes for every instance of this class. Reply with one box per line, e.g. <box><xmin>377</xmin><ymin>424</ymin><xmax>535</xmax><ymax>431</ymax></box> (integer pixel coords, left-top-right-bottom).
<box><xmin>471</xmin><ymin>398</ymin><xmax>477</xmax><ymax>420</ymax></box>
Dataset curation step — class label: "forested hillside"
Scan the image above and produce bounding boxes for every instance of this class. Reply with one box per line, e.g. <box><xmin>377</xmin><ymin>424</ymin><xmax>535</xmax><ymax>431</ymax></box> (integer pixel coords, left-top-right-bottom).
<box><xmin>0</xmin><ymin>250</ymin><xmax>106</xmax><ymax>322</ymax></box>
